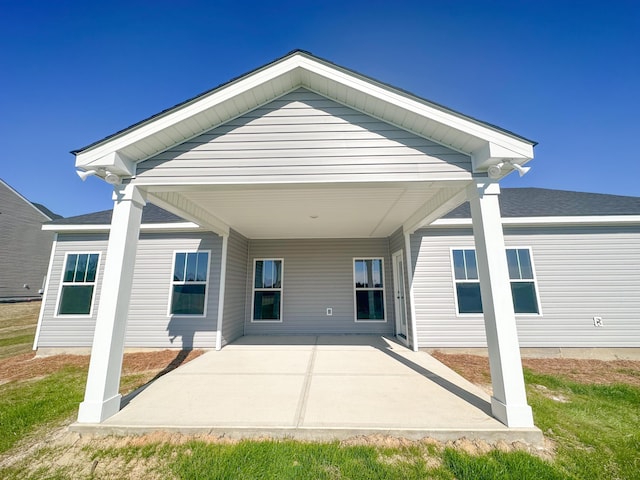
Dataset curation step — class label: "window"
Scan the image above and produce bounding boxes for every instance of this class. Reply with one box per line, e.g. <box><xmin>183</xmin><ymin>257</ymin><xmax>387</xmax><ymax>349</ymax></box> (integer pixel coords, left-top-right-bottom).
<box><xmin>452</xmin><ymin>248</ymin><xmax>540</xmax><ymax>315</ymax></box>
<box><xmin>170</xmin><ymin>251</ymin><xmax>210</xmax><ymax>315</ymax></box>
<box><xmin>354</xmin><ymin>258</ymin><xmax>385</xmax><ymax>321</ymax></box>
<box><xmin>452</xmin><ymin>249</ymin><xmax>482</xmax><ymax>314</ymax></box>
<box><xmin>58</xmin><ymin>253</ymin><xmax>100</xmax><ymax>315</ymax></box>
<box><xmin>252</xmin><ymin>259</ymin><xmax>283</xmax><ymax>321</ymax></box>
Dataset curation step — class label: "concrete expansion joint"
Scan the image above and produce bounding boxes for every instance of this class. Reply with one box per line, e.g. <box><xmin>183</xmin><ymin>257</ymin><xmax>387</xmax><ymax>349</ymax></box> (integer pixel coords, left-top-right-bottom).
<box><xmin>294</xmin><ymin>336</ymin><xmax>318</xmax><ymax>427</ymax></box>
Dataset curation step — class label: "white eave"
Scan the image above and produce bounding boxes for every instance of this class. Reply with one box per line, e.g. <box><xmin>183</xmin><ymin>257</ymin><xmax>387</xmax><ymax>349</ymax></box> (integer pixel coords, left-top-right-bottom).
<box><xmin>73</xmin><ymin>51</ymin><xmax>535</xmax><ymax>177</ymax></box>
<box><xmin>42</xmin><ymin>222</ymin><xmax>201</xmax><ymax>233</ymax></box>
<box><xmin>429</xmin><ymin>215</ymin><xmax>640</xmax><ymax>228</ymax></box>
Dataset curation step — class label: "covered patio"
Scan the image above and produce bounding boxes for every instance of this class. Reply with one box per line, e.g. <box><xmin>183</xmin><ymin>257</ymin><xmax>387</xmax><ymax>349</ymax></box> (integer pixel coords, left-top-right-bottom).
<box><xmin>71</xmin><ymin>51</ymin><xmax>537</xmax><ymax>434</ymax></box>
<box><xmin>71</xmin><ymin>335</ymin><xmax>542</xmax><ymax>444</ymax></box>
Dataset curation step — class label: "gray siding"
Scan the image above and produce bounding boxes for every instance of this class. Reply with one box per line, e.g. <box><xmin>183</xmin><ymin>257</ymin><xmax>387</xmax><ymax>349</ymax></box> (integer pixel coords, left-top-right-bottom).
<box><xmin>411</xmin><ymin>225</ymin><xmax>640</xmax><ymax>348</ymax></box>
<box><xmin>37</xmin><ymin>234</ymin><xmax>109</xmax><ymax>346</ymax></box>
<box><xmin>36</xmin><ymin>232</ymin><xmax>223</xmax><ymax>349</ymax></box>
<box><xmin>221</xmin><ymin>229</ymin><xmax>248</xmax><ymax>345</ymax></box>
<box><xmin>0</xmin><ymin>181</ymin><xmax>55</xmax><ymax>299</ymax></box>
<box><xmin>244</xmin><ymin>238</ymin><xmax>394</xmax><ymax>335</ymax></box>
<box><xmin>135</xmin><ymin>89</ymin><xmax>472</xmax><ymax>184</ymax></box>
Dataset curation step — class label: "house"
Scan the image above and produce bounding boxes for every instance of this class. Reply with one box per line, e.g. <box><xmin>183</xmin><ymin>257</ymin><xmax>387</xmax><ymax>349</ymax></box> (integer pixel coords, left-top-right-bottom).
<box><xmin>36</xmin><ymin>50</ymin><xmax>633</xmax><ymax>429</ymax></box>
<box><xmin>0</xmin><ymin>178</ymin><xmax>60</xmax><ymax>301</ymax></box>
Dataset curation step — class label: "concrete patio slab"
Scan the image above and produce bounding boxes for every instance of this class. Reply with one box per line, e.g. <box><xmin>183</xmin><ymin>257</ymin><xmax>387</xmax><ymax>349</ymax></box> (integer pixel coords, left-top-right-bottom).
<box><xmin>71</xmin><ymin>335</ymin><xmax>543</xmax><ymax>445</ymax></box>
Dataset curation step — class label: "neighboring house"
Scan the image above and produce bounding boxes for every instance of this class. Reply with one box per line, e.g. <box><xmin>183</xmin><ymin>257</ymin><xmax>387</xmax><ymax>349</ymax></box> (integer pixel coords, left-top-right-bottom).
<box><xmin>0</xmin><ymin>178</ymin><xmax>60</xmax><ymax>301</ymax></box>
<box><xmin>35</xmin><ymin>187</ymin><xmax>640</xmax><ymax>351</ymax></box>
<box><xmin>37</xmin><ymin>50</ymin><xmax>636</xmax><ymax>428</ymax></box>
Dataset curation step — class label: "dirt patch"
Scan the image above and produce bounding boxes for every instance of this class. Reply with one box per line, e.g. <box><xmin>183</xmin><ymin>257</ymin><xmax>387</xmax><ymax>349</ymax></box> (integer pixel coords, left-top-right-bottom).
<box><xmin>431</xmin><ymin>352</ymin><xmax>640</xmax><ymax>388</ymax></box>
<box><xmin>0</xmin><ymin>350</ymin><xmax>205</xmax><ymax>384</ymax></box>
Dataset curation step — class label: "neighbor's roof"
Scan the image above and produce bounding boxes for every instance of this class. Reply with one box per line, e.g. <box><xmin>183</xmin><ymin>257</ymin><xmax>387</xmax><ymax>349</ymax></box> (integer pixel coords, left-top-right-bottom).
<box><xmin>0</xmin><ymin>178</ymin><xmax>61</xmax><ymax>221</ymax></box>
<box><xmin>47</xmin><ymin>188</ymin><xmax>640</xmax><ymax>228</ymax></box>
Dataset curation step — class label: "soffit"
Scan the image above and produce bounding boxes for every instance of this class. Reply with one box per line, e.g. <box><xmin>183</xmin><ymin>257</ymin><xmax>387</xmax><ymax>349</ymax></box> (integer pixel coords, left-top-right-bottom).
<box><xmin>148</xmin><ymin>182</ymin><xmax>457</xmax><ymax>239</ymax></box>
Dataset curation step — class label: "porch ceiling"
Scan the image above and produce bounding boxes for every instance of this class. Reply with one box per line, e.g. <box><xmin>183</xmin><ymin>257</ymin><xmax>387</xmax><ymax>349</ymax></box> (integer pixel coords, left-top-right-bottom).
<box><xmin>147</xmin><ymin>181</ymin><xmax>465</xmax><ymax>239</ymax></box>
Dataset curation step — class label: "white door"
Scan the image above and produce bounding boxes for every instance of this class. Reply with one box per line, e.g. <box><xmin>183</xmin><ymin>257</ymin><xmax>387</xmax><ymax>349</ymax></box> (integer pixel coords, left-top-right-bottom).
<box><xmin>392</xmin><ymin>251</ymin><xmax>408</xmax><ymax>343</ymax></box>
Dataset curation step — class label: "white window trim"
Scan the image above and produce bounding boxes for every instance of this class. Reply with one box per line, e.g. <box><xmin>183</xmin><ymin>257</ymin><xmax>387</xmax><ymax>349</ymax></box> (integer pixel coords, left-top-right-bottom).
<box><xmin>450</xmin><ymin>247</ymin><xmax>542</xmax><ymax>317</ymax></box>
<box><xmin>353</xmin><ymin>257</ymin><xmax>387</xmax><ymax>323</ymax></box>
<box><xmin>167</xmin><ymin>250</ymin><xmax>211</xmax><ymax>318</ymax></box>
<box><xmin>251</xmin><ymin>258</ymin><xmax>284</xmax><ymax>323</ymax></box>
<box><xmin>55</xmin><ymin>251</ymin><xmax>102</xmax><ymax>318</ymax></box>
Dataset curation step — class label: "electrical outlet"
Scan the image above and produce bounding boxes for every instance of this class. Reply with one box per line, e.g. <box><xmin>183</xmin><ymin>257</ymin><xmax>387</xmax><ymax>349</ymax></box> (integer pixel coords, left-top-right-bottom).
<box><xmin>593</xmin><ymin>316</ymin><xmax>603</xmax><ymax>327</ymax></box>
<box><xmin>326</xmin><ymin>308</ymin><xmax>332</xmax><ymax>316</ymax></box>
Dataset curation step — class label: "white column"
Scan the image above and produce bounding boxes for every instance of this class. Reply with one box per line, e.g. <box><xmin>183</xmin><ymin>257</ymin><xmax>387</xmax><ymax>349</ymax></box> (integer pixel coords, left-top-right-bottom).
<box><xmin>467</xmin><ymin>181</ymin><xmax>534</xmax><ymax>427</ymax></box>
<box><xmin>77</xmin><ymin>184</ymin><xmax>146</xmax><ymax>423</ymax></box>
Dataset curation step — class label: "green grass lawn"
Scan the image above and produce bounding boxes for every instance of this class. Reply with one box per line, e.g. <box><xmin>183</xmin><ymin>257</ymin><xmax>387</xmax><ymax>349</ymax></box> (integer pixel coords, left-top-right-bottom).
<box><xmin>1</xmin><ymin>302</ymin><xmax>638</xmax><ymax>479</ymax></box>
<box><xmin>0</xmin><ymin>301</ymin><xmax>40</xmax><ymax>359</ymax></box>
<box><xmin>2</xmin><ymin>368</ymin><xmax>638</xmax><ymax>479</ymax></box>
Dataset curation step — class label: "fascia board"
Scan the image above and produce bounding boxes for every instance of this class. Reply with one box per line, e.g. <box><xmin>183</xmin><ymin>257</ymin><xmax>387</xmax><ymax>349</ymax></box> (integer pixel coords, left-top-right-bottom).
<box><xmin>42</xmin><ymin>222</ymin><xmax>201</xmax><ymax>232</ymax></box>
<box><xmin>429</xmin><ymin>215</ymin><xmax>640</xmax><ymax>228</ymax></box>
<box><xmin>297</xmin><ymin>57</ymin><xmax>535</xmax><ymax>158</ymax></box>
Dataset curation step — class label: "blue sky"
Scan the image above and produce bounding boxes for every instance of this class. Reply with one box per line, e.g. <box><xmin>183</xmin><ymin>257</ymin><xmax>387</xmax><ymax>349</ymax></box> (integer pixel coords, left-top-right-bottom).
<box><xmin>1</xmin><ymin>0</ymin><xmax>638</xmax><ymax>217</ymax></box>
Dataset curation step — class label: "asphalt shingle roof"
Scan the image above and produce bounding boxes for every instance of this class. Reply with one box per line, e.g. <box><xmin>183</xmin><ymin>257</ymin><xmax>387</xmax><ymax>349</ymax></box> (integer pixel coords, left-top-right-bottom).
<box><xmin>444</xmin><ymin>188</ymin><xmax>640</xmax><ymax>218</ymax></box>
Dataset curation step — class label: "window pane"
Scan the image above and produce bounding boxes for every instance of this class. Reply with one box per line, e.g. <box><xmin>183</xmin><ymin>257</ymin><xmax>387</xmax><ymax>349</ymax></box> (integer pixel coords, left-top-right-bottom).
<box><xmin>456</xmin><ymin>283</ymin><xmax>483</xmax><ymax>314</ymax></box>
<box><xmin>371</xmin><ymin>259</ymin><xmax>383</xmax><ymax>288</ymax></box>
<box><xmin>196</xmin><ymin>252</ymin><xmax>209</xmax><ymax>282</ymax></box>
<box><xmin>517</xmin><ymin>249</ymin><xmax>534</xmax><ymax>279</ymax></box>
<box><xmin>254</xmin><ymin>261</ymin><xmax>264</xmax><ymax>288</ymax></box>
<box><xmin>354</xmin><ymin>260</ymin><xmax>366</xmax><ymax>287</ymax></box>
<box><xmin>171</xmin><ymin>284</ymin><xmax>206</xmax><ymax>315</ymax></box>
<box><xmin>59</xmin><ymin>285</ymin><xmax>94</xmax><ymax>315</ymax></box>
<box><xmin>452</xmin><ymin>250</ymin><xmax>466</xmax><ymax>280</ymax></box>
<box><xmin>263</xmin><ymin>260</ymin><xmax>275</xmax><ymax>288</ymax></box>
<box><xmin>356</xmin><ymin>290</ymin><xmax>385</xmax><ymax>320</ymax></box>
<box><xmin>86</xmin><ymin>254</ymin><xmax>99</xmax><ymax>282</ymax></box>
<box><xmin>64</xmin><ymin>254</ymin><xmax>77</xmax><ymax>282</ymax></box>
<box><xmin>174</xmin><ymin>253</ymin><xmax>186</xmax><ymax>282</ymax></box>
<box><xmin>253</xmin><ymin>291</ymin><xmax>281</xmax><ymax>320</ymax></box>
<box><xmin>506</xmin><ymin>249</ymin><xmax>521</xmax><ymax>279</ymax></box>
<box><xmin>185</xmin><ymin>253</ymin><xmax>198</xmax><ymax>281</ymax></box>
<box><xmin>464</xmin><ymin>250</ymin><xmax>478</xmax><ymax>280</ymax></box>
<box><xmin>511</xmin><ymin>282</ymin><xmax>539</xmax><ymax>314</ymax></box>
<box><xmin>74</xmin><ymin>254</ymin><xmax>88</xmax><ymax>282</ymax></box>
<box><xmin>272</xmin><ymin>260</ymin><xmax>282</xmax><ymax>289</ymax></box>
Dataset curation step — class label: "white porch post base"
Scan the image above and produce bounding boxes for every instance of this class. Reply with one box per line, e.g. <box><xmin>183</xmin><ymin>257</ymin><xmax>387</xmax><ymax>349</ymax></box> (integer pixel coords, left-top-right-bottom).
<box><xmin>76</xmin><ymin>184</ymin><xmax>146</xmax><ymax>424</ymax></box>
<box><xmin>77</xmin><ymin>394</ymin><xmax>122</xmax><ymax>424</ymax></box>
<box><xmin>491</xmin><ymin>396</ymin><xmax>534</xmax><ymax>428</ymax></box>
<box><xmin>467</xmin><ymin>181</ymin><xmax>534</xmax><ymax>428</ymax></box>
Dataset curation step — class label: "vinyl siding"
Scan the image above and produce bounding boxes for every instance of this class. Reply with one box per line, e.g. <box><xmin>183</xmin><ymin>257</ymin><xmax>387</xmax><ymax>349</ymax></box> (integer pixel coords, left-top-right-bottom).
<box><xmin>0</xmin><ymin>181</ymin><xmax>55</xmax><ymax>299</ymax></box>
<box><xmin>135</xmin><ymin>89</ymin><xmax>472</xmax><ymax>184</ymax></box>
<box><xmin>221</xmin><ymin>229</ymin><xmax>248</xmax><ymax>345</ymax></box>
<box><xmin>411</xmin><ymin>225</ymin><xmax>640</xmax><ymax>347</ymax></box>
<box><xmin>245</xmin><ymin>238</ymin><xmax>394</xmax><ymax>335</ymax></box>
<box><xmin>36</xmin><ymin>232</ymin><xmax>223</xmax><ymax>349</ymax></box>
<box><xmin>36</xmin><ymin>234</ymin><xmax>109</xmax><ymax>346</ymax></box>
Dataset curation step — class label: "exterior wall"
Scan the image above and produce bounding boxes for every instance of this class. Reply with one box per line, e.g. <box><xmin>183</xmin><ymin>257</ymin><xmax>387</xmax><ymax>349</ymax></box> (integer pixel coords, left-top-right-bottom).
<box><xmin>0</xmin><ymin>181</ymin><xmax>54</xmax><ymax>299</ymax></box>
<box><xmin>135</xmin><ymin>89</ymin><xmax>472</xmax><ymax>185</ymax></box>
<box><xmin>221</xmin><ymin>229</ymin><xmax>248</xmax><ymax>345</ymax></box>
<box><xmin>411</xmin><ymin>225</ymin><xmax>640</xmax><ymax>348</ymax></box>
<box><xmin>244</xmin><ymin>238</ymin><xmax>395</xmax><ymax>335</ymax></box>
<box><xmin>36</xmin><ymin>231</ymin><xmax>223</xmax><ymax>349</ymax></box>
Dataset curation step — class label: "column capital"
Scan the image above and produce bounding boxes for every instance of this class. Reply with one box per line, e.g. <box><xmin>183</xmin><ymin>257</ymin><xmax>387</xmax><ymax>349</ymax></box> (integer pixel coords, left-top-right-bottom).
<box><xmin>112</xmin><ymin>184</ymin><xmax>147</xmax><ymax>207</ymax></box>
<box><xmin>466</xmin><ymin>180</ymin><xmax>501</xmax><ymax>198</ymax></box>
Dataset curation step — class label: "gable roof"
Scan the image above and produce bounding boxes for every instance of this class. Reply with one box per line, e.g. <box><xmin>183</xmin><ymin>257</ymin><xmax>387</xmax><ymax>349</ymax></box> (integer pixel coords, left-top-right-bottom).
<box><xmin>73</xmin><ymin>50</ymin><xmax>535</xmax><ymax>179</ymax></box>
<box><xmin>0</xmin><ymin>178</ymin><xmax>60</xmax><ymax>221</ymax></box>
<box><xmin>45</xmin><ymin>188</ymin><xmax>640</xmax><ymax>230</ymax></box>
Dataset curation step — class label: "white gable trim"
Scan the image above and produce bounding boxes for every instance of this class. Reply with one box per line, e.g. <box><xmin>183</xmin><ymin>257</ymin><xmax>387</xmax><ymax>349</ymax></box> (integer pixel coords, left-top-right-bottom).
<box><xmin>74</xmin><ymin>52</ymin><xmax>534</xmax><ymax>178</ymax></box>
